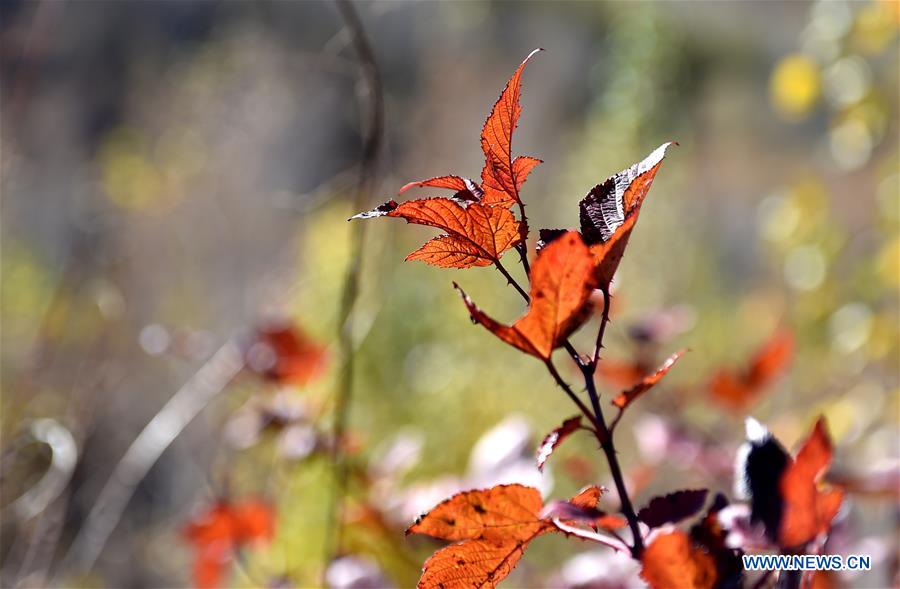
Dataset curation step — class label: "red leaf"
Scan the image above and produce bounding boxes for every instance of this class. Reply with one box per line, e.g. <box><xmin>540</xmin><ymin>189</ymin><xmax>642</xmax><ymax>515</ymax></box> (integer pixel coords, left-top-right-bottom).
<box><xmin>536</xmin><ymin>416</ymin><xmax>582</xmax><ymax>472</ymax></box>
<box><xmin>568</xmin><ymin>485</ymin><xmax>606</xmax><ymax>509</ymax></box>
<box><xmin>408</xmin><ymin>485</ymin><xmax>551</xmax><ymax>589</ymax></box>
<box><xmin>709</xmin><ymin>328</ymin><xmax>793</xmax><ymax>410</ymax></box>
<box><xmin>417</xmin><ymin>536</ymin><xmax>538</xmax><ymax>589</ymax></box>
<box><xmin>183</xmin><ymin>498</ymin><xmax>275</xmax><ymax>589</ymax></box>
<box><xmin>456</xmin><ymin>232</ymin><xmax>596</xmax><ymax>360</ymax></box>
<box><xmin>580</xmin><ymin>142</ymin><xmax>675</xmax><ymax>287</ymax></box>
<box><xmin>352</xmin><ymin>198</ymin><xmax>522</xmax><ymax>269</ymax></box>
<box><xmin>611</xmin><ymin>350</ymin><xmax>686</xmax><ymax>410</ymax></box>
<box><xmin>407</xmin><ymin>484</ymin><xmax>547</xmax><ymax>543</ymax></box>
<box><xmin>778</xmin><ymin>417</ymin><xmax>844</xmax><ymax>548</ymax></box>
<box><xmin>638</xmin><ymin>489</ymin><xmax>709</xmax><ymax>529</ymax></box>
<box><xmin>640</xmin><ymin>529</ymin><xmax>717</xmax><ymax>589</ymax></box>
<box><xmin>248</xmin><ymin>323</ymin><xmax>327</xmax><ymax>386</ymax></box>
<box><xmin>480</xmin><ymin>49</ymin><xmax>543</xmax><ymax>207</ymax></box>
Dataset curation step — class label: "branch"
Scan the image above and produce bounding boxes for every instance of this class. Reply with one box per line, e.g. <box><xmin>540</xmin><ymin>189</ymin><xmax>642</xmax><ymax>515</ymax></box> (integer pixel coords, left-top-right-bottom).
<box><xmin>544</xmin><ymin>362</ymin><xmax>601</xmax><ymax>432</ymax></box>
<box><xmin>592</xmin><ymin>287</ymin><xmax>612</xmax><ymax>366</ymax></box>
<box><xmin>325</xmin><ymin>0</ymin><xmax>385</xmax><ymax>571</ymax></box>
<box><xmin>503</xmin><ymin>240</ymin><xmax>644</xmax><ymax>558</ymax></box>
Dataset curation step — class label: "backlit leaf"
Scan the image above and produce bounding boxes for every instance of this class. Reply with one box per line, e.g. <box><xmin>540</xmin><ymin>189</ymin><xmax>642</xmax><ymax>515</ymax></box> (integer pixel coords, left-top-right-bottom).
<box><xmin>352</xmin><ymin>198</ymin><xmax>522</xmax><ymax>268</ymax></box>
<box><xmin>611</xmin><ymin>350</ymin><xmax>686</xmax><ymax>410</ymax></box>
<box><xmin>407</xmin><ymin>484</ymin><xmax>547</xmax><ymax>543</ymax></box>
<box><xmin>456</xmin><ymin>232</ymin><xmax>596</xmax><ymax>360</ymax></box>
<box><xmin>480</xmin><ymin>49</ymin><xmax>543</xmax><ymax>207</ymax></box>
<box><xmin>417</xmin><ymin>536</ymin><xmax>537</xmax><ymax>589</ymax></box>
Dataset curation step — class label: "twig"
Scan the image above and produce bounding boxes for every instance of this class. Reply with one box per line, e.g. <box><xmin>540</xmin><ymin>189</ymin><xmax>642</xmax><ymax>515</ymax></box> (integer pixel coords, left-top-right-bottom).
<box><xmin>543</xmin><ymin>362</ymin><xmax>601</xmax><ymax>432</ymax></box>
<box><xmin>580</xmin><ymin>363</ymin><xmax>644</xmax><ymax>558</ymax></box>
<box><xmin>502</xmin><ymin>238</ymin><xmax>644</xmax><ymax>557</ymax></box>
<box><xmin>325</xmin><ymin>0</ymin><xmax>384</xmax><ymax>571</ymax></box>
<box><xmin>59</xmin><ymin>339</ymin><xmax>245</xmax><ymax>576</ymax></box>
<box><xmin>591</xmin><ymin>287</ymin><xmax>612</xmax><ymax>366</ymax></box>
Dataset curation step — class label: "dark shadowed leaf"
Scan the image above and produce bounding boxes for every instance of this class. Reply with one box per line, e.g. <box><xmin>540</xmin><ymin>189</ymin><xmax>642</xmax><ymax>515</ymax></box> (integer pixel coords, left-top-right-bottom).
<box><xmin>638</xmin><ymin>489</ymin><xmax>709</xmax><ymax>528</ymax></box>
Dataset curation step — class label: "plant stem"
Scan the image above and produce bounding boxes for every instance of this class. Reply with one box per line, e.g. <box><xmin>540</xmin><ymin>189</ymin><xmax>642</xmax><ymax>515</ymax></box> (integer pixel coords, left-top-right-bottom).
<box><xmin>592</xmin><ymin>287</ymin><xmax>612</xmax><ymax>366</ymax></box>
<box><xmin>494</xmin><ymin>259</ymin><xmax>530</xmax><ymax>301</ymax></box>
<box><xmin>326</xmin><ymin>0</ymin><xmax>384</xmax><ymax>573</ymax></box>
<box><xmin>500</xmin><ymin>248</ymin><xmax>644</xmax><ymax>558</ymax></box>
<box><xmin>581</xmin><ymin>363</ymin><xmax>644</xmax><ymax>558</ymax></box>
<box><xmin>544</xmin><ymin>362</ymin><xmax>601</xmax><ymax>432</ymax></box>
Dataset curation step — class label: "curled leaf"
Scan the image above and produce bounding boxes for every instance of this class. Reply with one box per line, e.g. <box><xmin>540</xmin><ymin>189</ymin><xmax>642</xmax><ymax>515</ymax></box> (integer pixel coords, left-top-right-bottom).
<box><xmin>456</xmin><ymin>232</ymin><xmax>596</xmax><ymax>360</ymax></box>
<box><xmin>580</xmin><ymin>142</ymin><xmax>674</xmax><ymax>287</ymax></box>
<box><xmin>611</xmin><ymin>350</ymin><xmax>686</xmax><ymax>410</ymax></box>
<box><xmin>536</xmin><ymin>416</ymin><xmax>581</xmax><ymax>472</ymax></box>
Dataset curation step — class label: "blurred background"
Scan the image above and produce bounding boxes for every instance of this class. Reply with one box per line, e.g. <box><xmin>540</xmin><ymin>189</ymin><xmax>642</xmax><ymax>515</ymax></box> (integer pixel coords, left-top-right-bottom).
<box><xmin>1</xmin><ymin>1</ymin><xmax>898</xmax><ymax>587</ymax></box>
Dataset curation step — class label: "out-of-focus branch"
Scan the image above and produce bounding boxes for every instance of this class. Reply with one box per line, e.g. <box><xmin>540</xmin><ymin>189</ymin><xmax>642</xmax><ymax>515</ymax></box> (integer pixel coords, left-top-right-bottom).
<box><xmin>59</xmin><ymin>339</ymin><xmax>245</xmax><ymax>577</ymax></box>
<box><xmin>325</xmin><ymin>0</ymin><xmax>384</xmax><ymax>571</ymax></box>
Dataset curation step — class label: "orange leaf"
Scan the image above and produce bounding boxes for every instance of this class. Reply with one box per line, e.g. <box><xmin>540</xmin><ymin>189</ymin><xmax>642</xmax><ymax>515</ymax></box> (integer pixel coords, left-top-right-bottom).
<box><xmin>248</xmin><ymin>323</ymin><xmax>327</xmax><ymax>386</ymax></box>
<box><xmin>417</xmin><ymin>536</ymin><xmax>537</xmax><ymax>589</ymax></box>
<box><xmin>409</xmin><ymin>485</ymin><xmax>551</xmax><ymax>589</ymax></box>
<box><xmin>183</xmin><ymin>499</ymin><xmax>275</xmax><ymax>589</ymax></box>
<box><xmin>779</xmin><ymin>417</ymin><xmax>844</xmax><ymax>548</ymax></box>
<box><xmin>407</xmin><ymin>484</ymin><xmax>547</xmax><ymax>543</ymax></box>
<box><xmin>456</xmin><ymin>232</ymin><xmax>596</xmax><ymax>359</ymax></box>
<box><xmin>352</xmin><ymin>198</ymin><xmax>522</xmax><ymax>269</ymax></box>
<box><xmin>547</xmin><ymin>485</ymin><xmax>627</xmax><ymax>531</ymax></box>
<box><xmin>579</xmin><ymin>142</ymin><xmax>674</xmax><ymax>287</ymax></box>
<box><xmin>611</xmin><ymin>350</ymin><xmax>686</xmax><ymax>410</ymax></box>
<box><xmin>710</xmin><ymin>328</ymin><xmax>794</xmax><ymax>410</ymax></box>
<box><xmin>399</xmin><ymin>175</ymin><xmax>480</xmax><ymax>197</ymax></box>
<box><xmin>641</xmin><ymin>529</ymin><xmax>717</xmax><ymax>589</ymax></box>
<box><xmin>480</xmin><ymin>49</ymin><xmax>543</xmax><ymax>207</ymax></box>
<box><xmin>568</xmin><ymin>485</ymin><xmax>606</xmax><ymax>509</ymax></box>
<box><xmin>536</xmin><ymin>416</ymin><xmax>582</xmax><ymax>472</ymax></box>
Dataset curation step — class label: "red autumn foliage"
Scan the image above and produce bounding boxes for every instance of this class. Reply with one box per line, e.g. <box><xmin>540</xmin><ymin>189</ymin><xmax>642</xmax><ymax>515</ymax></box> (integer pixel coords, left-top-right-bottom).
<box><xmin>611</xmin><ymin>350</ymin><xmax>686</xmax><ymax>411</ymax></box>
<box><xmin>407</xmin><ymin>483</ymin><xmax>628</xmax><ymax>588</ymax></box>
<box><xmin>640</xmin><ymin>529</ymin><xmax>717</xmax><ymax>589</ymax></box>
<box><xmin>456</xmin><ymin>231</ymin><xmax>596</xmax><ymax>360</ymax></box>
<box><xmin>247</xmin><ymin>322</ymin><xmax>328</xmax><ymax>386</ymax></box>
<box><xmin>709</xmin><ymin>328</ymin><xmax>794</xmax><ymax>410</ymax></box>
<box><xmin>342</xmin><ymin>49</ymin><xmax>851</xmax><ymax>589</ymax></box>
<box><xmin>536</xmin><ymin>415</ymin><xmax>582</xmax><ymax>472</ymax></box>
<box><xmin>779</xmin><ymin>417</ymin><xmax>844</xmax><ymax>548</ymax></box>
<box><xmin>182</xmin><ymin>498</ymin><xmax>275</xmax><ymax>589</ymax></box>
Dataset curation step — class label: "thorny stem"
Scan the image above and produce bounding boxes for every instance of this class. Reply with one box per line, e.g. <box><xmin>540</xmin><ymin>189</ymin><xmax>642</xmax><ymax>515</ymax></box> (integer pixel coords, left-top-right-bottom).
<box><xmin>544</xmin><ymin>362</ymin><xmax>601</xmax><ymax>432</ymax></box>
<box><xmin>499</xmin><ymin>250</ymin><xmax>645</xmax><ymax>558</ymax></box>
<box><xmin>581</xmin><ymin>363</ymin><xmax>644</xmax><ymax>558</ymax></box>
<box><xmin>592</xmin><ymin>287</ymin><xmax>612</xmax><ymax>366</ymax></box>
<box><xmin>494</xmin><ymin>259</ymin><xmax>530</xmax><ymax>301</ymax></box>
<box><xmin>515</xmin><ymin>201</ymin><xmax>531</xmax><ymax>277</ymax></box>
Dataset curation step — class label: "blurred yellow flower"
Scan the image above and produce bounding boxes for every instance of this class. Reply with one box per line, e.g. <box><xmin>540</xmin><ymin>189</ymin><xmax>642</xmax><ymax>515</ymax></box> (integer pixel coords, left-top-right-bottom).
<box><xmin>770</xmin><ymin>54</ymin><xmax>821</xmax><ymax>120</ymax></box>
